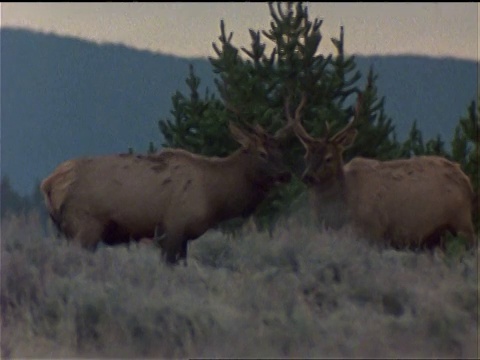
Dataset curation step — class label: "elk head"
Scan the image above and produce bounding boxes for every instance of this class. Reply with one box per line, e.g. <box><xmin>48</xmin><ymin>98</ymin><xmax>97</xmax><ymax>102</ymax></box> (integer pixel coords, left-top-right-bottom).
<box><xmin>229</xmin><ymin>121</ymin><xmax>292</xmax><ymax>188</ymax></box>
<box><xmin>286</xmin><ymin>92</ymin><xmax>363</xmax><ymax>186</ymax></box>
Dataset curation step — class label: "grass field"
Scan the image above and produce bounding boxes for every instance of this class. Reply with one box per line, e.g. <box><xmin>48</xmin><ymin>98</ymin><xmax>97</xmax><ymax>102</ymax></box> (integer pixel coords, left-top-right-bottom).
<box><xmin>1</xmin><ymin>212</ymin><xmax>478</xmax><ymax>359</ymax></box>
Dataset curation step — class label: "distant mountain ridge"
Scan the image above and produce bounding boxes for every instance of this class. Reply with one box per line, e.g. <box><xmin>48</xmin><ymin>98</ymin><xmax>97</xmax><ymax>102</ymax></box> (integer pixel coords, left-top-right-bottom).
<box><xmin>1</xmin><ymin>27</ymin><xmax>477</xmax><ymax>195</ymax></box>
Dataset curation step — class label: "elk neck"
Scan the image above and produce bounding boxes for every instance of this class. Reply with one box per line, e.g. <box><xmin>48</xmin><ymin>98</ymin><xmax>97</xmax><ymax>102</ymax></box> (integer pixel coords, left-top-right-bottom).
<box><xmin>203</xmin><ymin>148</ymin><xmax>272</xmax><ymax>220</ymax></box>
<box><xmin>309</xmin><ymin>170</ymin><xmax>350</xmax><ymax>229</ymax></box>
<box><xmin>312</xmin><ymin>169</ymin><xmax>348</xmax><ymax>204</ymax></box>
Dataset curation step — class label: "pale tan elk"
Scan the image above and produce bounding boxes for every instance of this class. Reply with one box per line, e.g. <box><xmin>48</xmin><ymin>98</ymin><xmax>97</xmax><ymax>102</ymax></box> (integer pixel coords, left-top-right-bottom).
<box><xmin>40</xmin><ymin>122</ymin><xmax>291</xmax><ymax>264</ymax></box>
<box><xmin>287</xmin><ymin>93</ymin><xmax>476</xmax><ymax>250</ymax></box>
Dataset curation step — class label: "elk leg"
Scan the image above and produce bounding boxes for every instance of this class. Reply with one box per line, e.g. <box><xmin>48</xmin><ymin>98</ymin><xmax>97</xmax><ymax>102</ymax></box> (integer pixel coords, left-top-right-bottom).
<box><xmin>161</xmin><ymin>235</ymin><xmax>183</xmax><ymax>265</ymax></box>
<box><xmin>72</xmin><ymin>218</ymin><xmax>104</xmax><ymax>251</ymax></box>
<box><xmin>456</xmin><ymin>225</ymin><xmax>477</xmax><ymax>248</ymax></box>
<box><xmin>165</xmin><ymin>246</ymin><xmax>179</xmax><ymax>264</ymax></box>
<box><xmin>153</xmin><ymin>225</ymin><xmax>166</xmax><ymax>248</ymax></box>
<box><xmin>179</xmin><ymin>240</ymin><xmax>188</xmax><ymax>267</ymax></box>
<box><xmin>48</xmin><ymin>213</ymin><xmax>63</xmax><ymax>238</ymax></box>
<box><xmin>162</xmin><ymin>217</ymin><xmax>204</xmax><ymax>265</ymax></box>
<box><xmin>452</xmin><ymin>211</ymin><xmax>477</xmax><ymax>248</ymax></box>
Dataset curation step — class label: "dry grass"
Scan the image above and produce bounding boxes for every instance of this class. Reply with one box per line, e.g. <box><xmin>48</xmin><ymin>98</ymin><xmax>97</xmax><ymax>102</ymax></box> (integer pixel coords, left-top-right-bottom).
<box><xmin>1</xmin><ymin>212</ymin><xmax>478</xmax><ymax>359</ymax></box>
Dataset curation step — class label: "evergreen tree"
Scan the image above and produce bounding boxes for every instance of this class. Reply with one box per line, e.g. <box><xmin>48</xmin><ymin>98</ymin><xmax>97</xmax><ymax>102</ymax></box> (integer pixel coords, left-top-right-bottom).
<box><xmin>451</xmin><ymin>99</ymin><xmax>479</xmax><ymax>174</ymax></box>
<box><xmin>147</xmin><ymin>141</ymin><xmax>157</xmax><ymax>155</ymax></box>
<box><xmin>399</xmin><ymin>120</ymin><xmax>448</xmax><ymax>158</ymax></box>
<box><xmin>451</xmin><ymin>98</ymin><xmax>479</xmax><ymax>230</ymax></box>
<box><xmin>424</xmin><ymin>135</ymin><xmax>448</xmax><ymax>157</ymax></box>
<box><xmin>399</xmin><ymin>120</ymin><xmax>423</xmax><ymax>157</ymax></box>
<box><xmin>158</xmin><ymin>2</ymin><xmax>399</xmax><ymax>235</ymax></box>
<box><xmin>25</xmin><ymin>178</ymin><xmax>51</xmax><ymax>232</ymax></box>
<box><xmin>159</xmin><ymin>64</ymin><xmax>229</xmax><ymax>156</ymax></box>
<box><xmin>344</xmin><ymin>66</ymin><xmax>398</xmax><ymax>161</ymax></box>
<box><xmin>1</xmin><ymin>175</ymin><xmax>29</xmax><ymax>218</ymax></box>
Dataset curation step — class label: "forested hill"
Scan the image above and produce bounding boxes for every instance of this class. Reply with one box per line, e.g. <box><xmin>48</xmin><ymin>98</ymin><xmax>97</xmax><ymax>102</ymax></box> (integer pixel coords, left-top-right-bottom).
<box><xmin>1</xmin><ymin>27</ymin><xmax>477</xmax><ymax>195</ymax></box>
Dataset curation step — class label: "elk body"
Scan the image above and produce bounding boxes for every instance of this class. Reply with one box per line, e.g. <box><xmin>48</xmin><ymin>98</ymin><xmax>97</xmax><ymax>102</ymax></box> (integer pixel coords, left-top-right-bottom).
<box><xmin>287</xmin><ymin>94</ymin><xmax>476</xmax><ymax>249</ymax></box>
<box><xmin>40</xmin><ymin>123</ymin><xmax>291</xmax><ymax>264</ymax></box>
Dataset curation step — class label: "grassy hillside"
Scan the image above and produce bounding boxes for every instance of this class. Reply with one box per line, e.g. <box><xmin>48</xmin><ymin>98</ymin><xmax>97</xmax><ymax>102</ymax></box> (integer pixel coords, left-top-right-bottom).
<box><xmin>1</xmin><ymin>212</ymin><xmax>478</xmax><ymax>358</ymax></box>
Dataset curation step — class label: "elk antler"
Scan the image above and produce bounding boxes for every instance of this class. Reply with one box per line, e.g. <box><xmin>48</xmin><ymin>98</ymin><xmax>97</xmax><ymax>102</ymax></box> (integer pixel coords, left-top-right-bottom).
<box><xmin>224</xmin><ymin>98</ymin><xmax>260</xmax><ymax>139</ymax></box>
<box><xmin>330</xmin><ymin>91</ymin><xmax>364</xmax><ymax>142</ymax></box>
<box><xmin>324</xmin><ymin>120</ymin><xmax>332</xmax><ymax>139</ymax></box>
<box><xmin>282</xmin><ymin>93</ymin><xmax>313</xmax><ymax>144</ymax></box>
<box><xmin>224</xmin><ymin>98</ymin><xmax>242</xmax><ymax>119</ymax></box>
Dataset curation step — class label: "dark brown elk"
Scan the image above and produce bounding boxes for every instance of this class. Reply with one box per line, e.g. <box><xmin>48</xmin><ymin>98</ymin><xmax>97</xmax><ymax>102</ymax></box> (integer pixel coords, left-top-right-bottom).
<box><xmin>287</xmin><ymin>92</ymin><xmax>476</xmax><ymax>249</ymax></box>
<box><xmin>40</xmin><ymin>122</ymin><xmax>292</xmax><ymax>264</ymax></box>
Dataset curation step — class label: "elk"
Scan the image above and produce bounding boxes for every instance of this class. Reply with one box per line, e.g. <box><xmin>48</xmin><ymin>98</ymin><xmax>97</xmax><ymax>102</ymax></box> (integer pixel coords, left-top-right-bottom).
<box><xmin>40</xmin><ymin>121</ymin><xmax>292</xmax><ymax>264</ymax></box>
<box><xmin>286</xmin><ymin>92</ymin><xmax>476</xmax><ymax>250</ymax></box>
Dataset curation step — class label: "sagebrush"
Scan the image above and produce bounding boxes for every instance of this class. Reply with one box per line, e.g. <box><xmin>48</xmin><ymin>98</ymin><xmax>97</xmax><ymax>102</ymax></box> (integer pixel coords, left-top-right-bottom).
<box><xmin>1</xmin><ymin>212</ymin><xmax>478</xmax><ymax>359</ymax></box>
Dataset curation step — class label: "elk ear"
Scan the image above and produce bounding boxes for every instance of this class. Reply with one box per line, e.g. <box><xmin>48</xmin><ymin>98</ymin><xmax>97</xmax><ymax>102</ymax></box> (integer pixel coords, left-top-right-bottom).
<box><xmin>229</xmin><ymin>122</ymin><xmax>253</xmax><ymax>148</ymax></box>
<box><xmin>334</xmin><ymin>128</ymin><xmax>358</xmax><ymax>150</ymax></box>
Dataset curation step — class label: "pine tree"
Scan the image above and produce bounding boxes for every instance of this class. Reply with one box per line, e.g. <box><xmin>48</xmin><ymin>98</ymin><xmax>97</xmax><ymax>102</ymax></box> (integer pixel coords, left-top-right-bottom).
<box><xmin>344</xmin><ymin>66</ymin><xmax>398</xmax><ymax>161</ymax></box>
<box><xmin>158</xmin><ymin>2</ymin><xmax>399</xmax><ymax>235</ymax></box>
<box><xmin>451</xmin><ymin>98</ymin><xmax>479</xmax><ymax>230</ymax></box>
<box><xmin>147</xmin><ymin>141</ymin><xmax>157</xmax><ymax>155</ymax></box>
<box><xmin>398</xmin><ymin>120</ymin><xmax>426</xmax><ymax>157</ymax></box>
<box><xmin>0</xmin><ymin>175</ymin><xmax>29</xmax><ymax>218</ymax></box>
<box><xmin>399</xmin><ymin>120</ymin><xmax>449</xmax><ymax>158</ymax></box>
<box><xmin>424</xmin><ymin>135</ymin><xmax>448</xmax><ymax>157</ymax></box>
<box><xmin>159</xmin><ymin>64</ymin><xmax>229</xmax><ymax>156</ymax></box>
<box><xmin>451</xmin><ymin>99</ymin><xmax>479</xmax><ymax>173</ymax></box>
<box><xmin>26</xmin><ymin>178</ymin><xmax>51</xmax><ymax>232</ymax></box>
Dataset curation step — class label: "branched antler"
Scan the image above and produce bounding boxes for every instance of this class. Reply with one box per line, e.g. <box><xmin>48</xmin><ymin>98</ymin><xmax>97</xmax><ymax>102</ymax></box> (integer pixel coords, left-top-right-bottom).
<box><xmin>281</xmin><ymin>92</ymin><xmax>312</xmax><ymax>143</ymax></box>
<box><xmin>330</xmin><ymin>90</ymin><xmax>364</xmax><ymax>142</ymax></box>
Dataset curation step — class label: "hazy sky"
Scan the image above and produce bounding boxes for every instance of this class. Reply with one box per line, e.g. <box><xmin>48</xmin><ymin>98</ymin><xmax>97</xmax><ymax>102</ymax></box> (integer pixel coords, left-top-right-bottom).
<box><xmin>1</xmin><ymin>2</ymin><xmax>479</xmax><ymax>60</ymax></box>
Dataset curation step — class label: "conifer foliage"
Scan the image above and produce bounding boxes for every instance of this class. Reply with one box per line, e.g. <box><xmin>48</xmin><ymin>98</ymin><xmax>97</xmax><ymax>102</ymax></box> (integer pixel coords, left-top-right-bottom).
<box><xmin>158</xmin><ymin>2</ymin><xmax>403</xmax><ymax>234</ymax></box>
<box><xmin>451</xmin><ymin>99</ymin><xmax>479</xmax><ymax>230</ymax></box>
